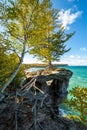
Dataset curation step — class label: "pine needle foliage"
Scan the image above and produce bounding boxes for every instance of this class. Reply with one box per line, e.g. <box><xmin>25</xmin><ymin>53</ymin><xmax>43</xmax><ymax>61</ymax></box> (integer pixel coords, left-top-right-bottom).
<box><xmin>65</xmin><ymin>87</ymin><xmax>87</xmax><ymax>124</ymax></box>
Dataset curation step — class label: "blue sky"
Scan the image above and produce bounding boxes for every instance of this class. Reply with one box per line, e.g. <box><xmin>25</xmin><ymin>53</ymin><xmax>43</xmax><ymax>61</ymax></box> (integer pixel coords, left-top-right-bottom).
<box><xmin>24</xmin><ymin>0</ymin><xmax>87</xmax><ymax>65</ymax></box>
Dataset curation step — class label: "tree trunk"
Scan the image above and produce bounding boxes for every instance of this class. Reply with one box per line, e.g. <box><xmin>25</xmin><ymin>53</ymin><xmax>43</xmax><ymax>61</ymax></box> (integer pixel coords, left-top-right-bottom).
<box><xmin>47</xmin><ymin>60</ymin><xmax>53</xmax><ymax>70</ymax></box>
<box><xmin>1</xmin><ymin>45</ymin><xmax>25</xmax><ymax>93</ymax></box>
<box><xmin>49</xmin><ymin>61</ymin><xmax>52</xmax><ymax>66</ymax></box>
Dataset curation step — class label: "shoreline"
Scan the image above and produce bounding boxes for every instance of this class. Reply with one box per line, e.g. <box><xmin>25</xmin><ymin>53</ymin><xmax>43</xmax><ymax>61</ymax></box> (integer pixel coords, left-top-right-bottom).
<box><xmin>24</xmin><ymin>63</ymin><xmax>68</xmax><ymax>67</ymax></box>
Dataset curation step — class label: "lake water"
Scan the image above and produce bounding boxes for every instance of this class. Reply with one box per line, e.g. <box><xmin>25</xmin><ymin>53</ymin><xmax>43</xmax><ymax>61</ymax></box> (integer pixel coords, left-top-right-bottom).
<box><xmin>58</xmin><ymin>66</ymin><xmax>87</xmax><ymax>115</ymax></box>
<box><xmin>26</xmin><ymin>65</ymin><xmax>87</xmax><ymax>115</ymax></box>
<box><xmin>27</xmin><ymin>65</ymin><xmax>87</xmax><ymax>89</ymax></box>
<box><xmin>58</xmin><ymin>66</ymin><xmax>87</xmax><ymax>90</ymax></box>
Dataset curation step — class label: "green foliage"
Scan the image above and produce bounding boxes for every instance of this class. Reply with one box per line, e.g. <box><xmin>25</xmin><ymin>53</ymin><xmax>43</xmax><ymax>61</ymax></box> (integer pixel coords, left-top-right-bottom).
<box><xmin>0</xmin><ymin>34</ymin><xmax>25</xmax><ymax>89</ymax></box>
<box><xmin>0</xmin><ymin>0</ymin><xmax>55</xmax><ymax>90</ymax></box>
<box><xmin>0</xmin><ymin>0</ymin><xmax>74</xmax><ymax>63</ymax></box>
<box><xmin>0</xmin><ymin>53</ymin><xmax>25</xmax><ymax>88</ymax></box>
<box><xmin>64</xmin><ymin>114</ymin><xmax>81</xmax><ymax>122</ymax></box>
<box><xmin>0</xmin><ymin>0</ymin><xmax>74</xmax><ymax>92</ymax></box>
<box><xmin>0</xmin><ymin>0</ymin><xmax>56</xmax><ymax>62</ymax></box>
<box><xmin>65</xmin><ymin>87</ymin><xmax>87</xmax><ymax>124</ymax></box>
<box><xmin>30</xmin><ymin>18</ymin><xmax>74</xmax><ymax>65</ymax></box>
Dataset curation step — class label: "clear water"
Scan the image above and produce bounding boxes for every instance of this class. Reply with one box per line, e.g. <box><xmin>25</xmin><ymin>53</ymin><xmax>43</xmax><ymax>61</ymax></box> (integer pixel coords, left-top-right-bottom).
<box><xmin>58</xmin><ymin>66</ymin><xmax>87</xmax><ymax>115</ymax></box>
<box><xmin>58</xmin><ymin>66</ymin><xmax>87</xmax><ymax>90</ymax></box>
<box><xmin>26</xmin><ymin>66</ymin><xmax>87</xmax><ymax>89</ymax></box>
<box><xmin>26</xmin><ymin>65</ymin><xmax>87</xmax><ymax>115</ymax></box>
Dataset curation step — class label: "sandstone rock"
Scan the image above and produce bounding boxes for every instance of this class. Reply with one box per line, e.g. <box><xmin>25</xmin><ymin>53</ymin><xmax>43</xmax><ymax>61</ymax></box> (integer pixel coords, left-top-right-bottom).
<box><xmin>0</xmin><ymin>68</ymin><xmax>87</xmax><ymax>130</ymax></box>
<box><xmin>23</xmin><ymin>68</ymin><xmax>73</xmax><ymax>106</ymax></box>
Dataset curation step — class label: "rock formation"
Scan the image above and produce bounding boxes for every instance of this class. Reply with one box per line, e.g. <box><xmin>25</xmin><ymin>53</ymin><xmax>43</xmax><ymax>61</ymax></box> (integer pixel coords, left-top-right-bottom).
<box><xmin>0</xmin><ymin>68</ymin><xmax>87</xmax><ymax>130</ymax></box>
<box><xmin>22</xmin><ymin>68</ymin><xmax>73</xmax><ymax>112</ymax></box>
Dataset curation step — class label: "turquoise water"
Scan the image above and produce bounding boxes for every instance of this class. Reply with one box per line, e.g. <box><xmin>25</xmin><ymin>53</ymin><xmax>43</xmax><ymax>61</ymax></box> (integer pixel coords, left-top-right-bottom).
<box><xmin>58</xmin><ymin>66</ymin><xmax>87</xmax><ymax>90</ymax></box>
<box><xmin>27</xmin><ymin>65</ymin><xmax>87</xmax><ymax>89</ymax></box>
<box><xmin>58</xmin><ymin>66</ymin><xmax>87</xmax><ymax>115</ymax></box>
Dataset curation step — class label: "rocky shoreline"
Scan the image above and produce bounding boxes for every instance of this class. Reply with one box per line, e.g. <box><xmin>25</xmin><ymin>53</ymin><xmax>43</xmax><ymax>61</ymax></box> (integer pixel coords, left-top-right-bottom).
<box><xmin>0</xmin><ymin>68</ymin><xmax>87</xmax><ymax>130</ymax></box>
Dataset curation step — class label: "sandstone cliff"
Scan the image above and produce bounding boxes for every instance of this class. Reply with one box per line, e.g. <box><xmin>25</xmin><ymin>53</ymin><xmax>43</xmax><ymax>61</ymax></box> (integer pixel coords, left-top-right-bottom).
<box><xmin>0</xmin><ymin>68</ymin><xmax>87</xmax><ymax>130</ymax></box>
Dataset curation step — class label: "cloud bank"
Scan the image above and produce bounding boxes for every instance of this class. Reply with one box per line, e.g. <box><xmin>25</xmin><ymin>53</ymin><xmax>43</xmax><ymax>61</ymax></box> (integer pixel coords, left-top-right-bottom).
<box><xmin>23</xmin><ymin>54</ymin><xmax>87</xmax><ymax>65</ymax></box>
<box><xmin>59</xmin><ymin>55</ymin><xmax>87</xmax><ymax>65</ymax></box>
<box><xmin>80</xmin><ymin>47</ymin><xmax>87</xmax><ymax>51</ymax></box>
<box><xmin>59</xmin><ymin>8</ymin><xmax>82</xmax><ymax>30</ymax></box>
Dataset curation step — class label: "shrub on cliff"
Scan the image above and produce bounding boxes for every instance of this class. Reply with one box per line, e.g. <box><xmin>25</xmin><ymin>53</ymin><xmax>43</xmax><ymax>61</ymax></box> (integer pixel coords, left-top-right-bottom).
<box><xmin>65</xmin><ymin>87</ymin><xmax>87</xmax><ymax>124</ymax></box>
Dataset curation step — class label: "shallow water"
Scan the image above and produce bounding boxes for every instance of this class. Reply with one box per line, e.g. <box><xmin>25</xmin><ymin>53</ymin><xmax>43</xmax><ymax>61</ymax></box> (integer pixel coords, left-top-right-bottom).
<box><xmin>26</xmin><ymin>66</ymin><xmax>87</xmax><ymax>89</ymax></box>
<box><xmin>58</xmin><ymin>66</ymin><xmax>87</xmax><ymax>89</ymax></box>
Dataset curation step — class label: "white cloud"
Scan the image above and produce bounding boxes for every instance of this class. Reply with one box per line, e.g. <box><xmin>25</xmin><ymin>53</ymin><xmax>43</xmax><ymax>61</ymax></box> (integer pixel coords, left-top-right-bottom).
<box><xmin>60</xmin><ymin>59</ymin><xmax>87</xmax><ymax>65</ymax></box>
<box><xmin>77</xmin><ymin>56</ymin><xmax>81</xmax><ymax>59</ymax></box>
<box><xmin>23</xmin><ymin>54</ymin><xmax>87</xmax><ymax>66</ymax></box>
<box><xmin>23</xmin><ymin>54</ymin><xmax>43</xmax><ymax>64</ymax></box>
<box><xmin>70</xmin><ymin>55</ymin><xmax>81</xmax><ymax>59</ymax></box>
<box><xmin>70</xmin><ymin>55</ymin><xmax>75</xmax><ymax>58</ymax></box>
<box><xmin>59</xmin><ymin>55</ymin><xmax>87</xmax><ymax>65</ymax></box>
<box><xmin>80</xmin><ymin>47</ymin><xmax>87</xmax><ymax>51</ymax></box>
<box><xmin>59</xmin><ymin>8</ymin><xmax>82</xmax><ymax>30</ymax></box>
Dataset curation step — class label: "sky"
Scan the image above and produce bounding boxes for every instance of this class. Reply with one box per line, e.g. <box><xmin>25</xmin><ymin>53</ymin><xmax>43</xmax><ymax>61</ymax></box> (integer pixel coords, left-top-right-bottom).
<box><xmin>24</xmin><ymin>0</ymin><xmax>87</xmax><ymax>65</ymax></box>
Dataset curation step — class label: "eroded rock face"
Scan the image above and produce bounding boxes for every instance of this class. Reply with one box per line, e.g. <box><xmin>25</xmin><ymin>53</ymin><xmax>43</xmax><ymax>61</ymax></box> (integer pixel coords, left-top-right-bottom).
<box><xmin>0</xmin><ymin>68</ymin><xmax>77</xmax><ymax>130</ymax></box>
<box><xmin>24</xmin><ymin>68</ymin><xmax>73</xmax><ymax>108</ymax></box>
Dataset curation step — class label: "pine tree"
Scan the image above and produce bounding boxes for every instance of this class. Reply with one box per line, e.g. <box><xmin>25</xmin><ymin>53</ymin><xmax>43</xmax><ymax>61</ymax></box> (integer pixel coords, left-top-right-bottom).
<box><xmin>29</xmin><ymin>1</ymin><xmax>74</xmax><ymax>67</ymax></box>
